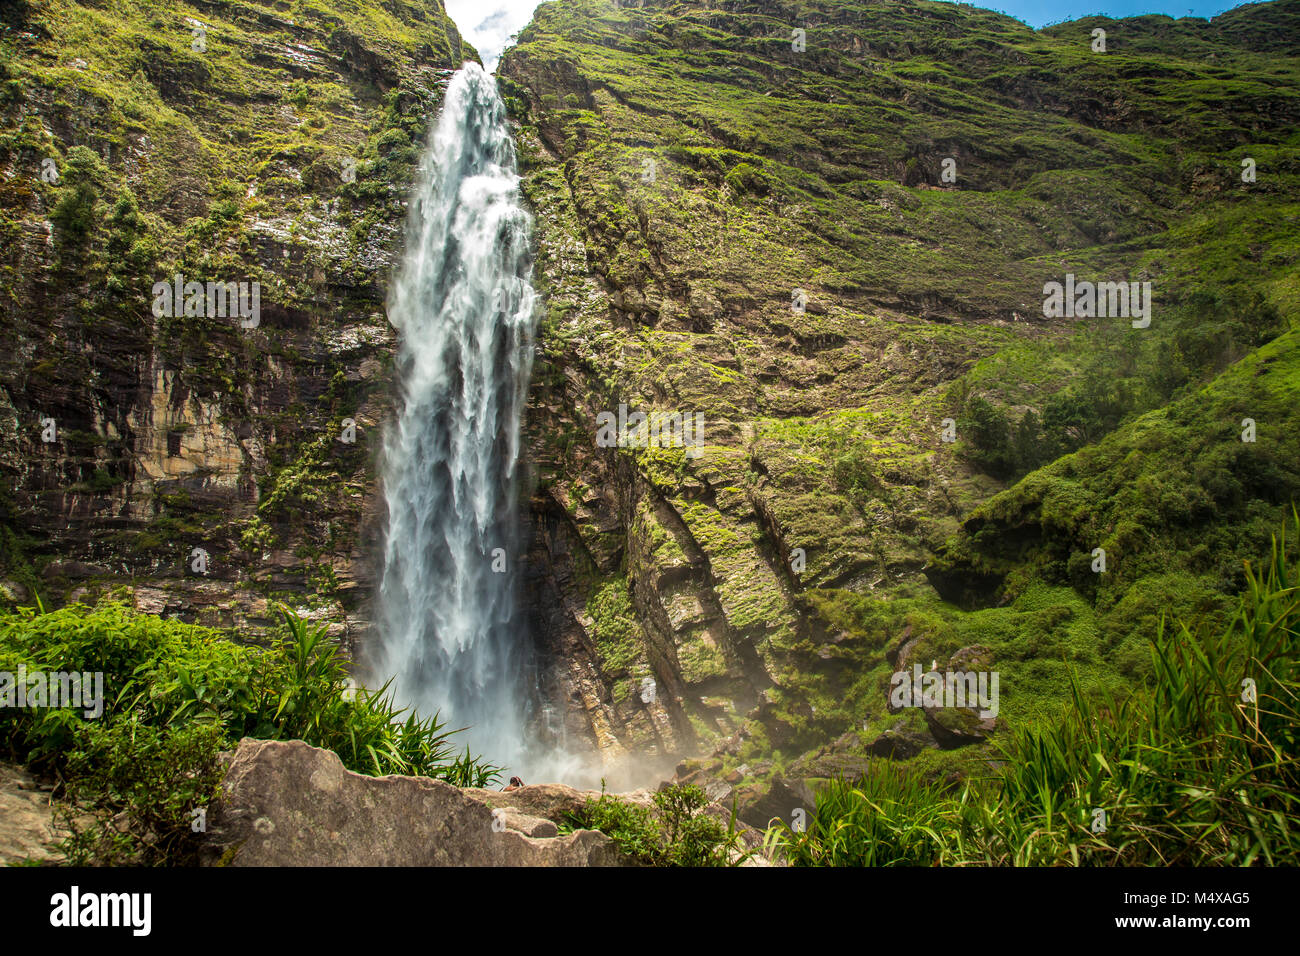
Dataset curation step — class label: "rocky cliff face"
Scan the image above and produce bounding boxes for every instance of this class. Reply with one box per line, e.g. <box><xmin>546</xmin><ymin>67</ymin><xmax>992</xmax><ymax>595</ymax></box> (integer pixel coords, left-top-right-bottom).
<box><xmin>0</xmin><ymin>0</ymin><xmax>473</xmax><ymax>651</ymax></box>
<box><xmin>499</xmin><ymin>0</ymin><xmax>1300</xmax><ymax>775</ymax></box>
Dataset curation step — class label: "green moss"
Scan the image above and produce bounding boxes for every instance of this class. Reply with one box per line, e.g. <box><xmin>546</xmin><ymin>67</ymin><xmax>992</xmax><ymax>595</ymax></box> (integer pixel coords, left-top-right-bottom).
<box><xmin>500</xmin><ymin>0</ymin><xmax>1300</xmax><ymax>774</ymax></box>
<box><xmin>585</xmin><ymin>576</ymin><xmax>643</xmax><ymax>678</ymax></box>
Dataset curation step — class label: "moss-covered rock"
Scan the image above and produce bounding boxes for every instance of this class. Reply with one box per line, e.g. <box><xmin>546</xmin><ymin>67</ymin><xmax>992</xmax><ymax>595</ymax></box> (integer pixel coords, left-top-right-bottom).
<box><xmin>504</xmin><ymin>0</ymin><xmax>1300</xmax><ymax>775</ymax></box>
<box><xmin>0</xmin><ymin>0</ymin><xmax>474</xmax><ymax>645</ymax></box>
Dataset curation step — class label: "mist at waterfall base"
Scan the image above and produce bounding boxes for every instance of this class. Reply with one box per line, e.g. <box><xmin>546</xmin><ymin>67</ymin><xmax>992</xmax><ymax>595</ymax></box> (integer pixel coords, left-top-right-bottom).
<box><xmin>371</xmin><ymin>64</ymin><xmax>646</xmax><ymax>790</ymax></box>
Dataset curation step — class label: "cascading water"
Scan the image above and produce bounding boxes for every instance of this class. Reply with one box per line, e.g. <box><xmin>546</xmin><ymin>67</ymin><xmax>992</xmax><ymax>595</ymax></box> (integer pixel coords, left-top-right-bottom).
<box><xmin>373</xmin><ymin>63</ymin><xmax>539</xmax><ymax>776</ymax></box>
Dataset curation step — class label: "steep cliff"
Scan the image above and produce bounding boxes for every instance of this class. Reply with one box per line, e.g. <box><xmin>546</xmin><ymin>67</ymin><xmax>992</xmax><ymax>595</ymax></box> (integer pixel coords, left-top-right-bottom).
<box><xmin>0</xmin><ymin>0</ymin><xmax>473</xmax><ymax>651</ymax></box>
<box><xmin>499</xmin><ymin>0</ymin><xmax>1300</xmax><ymax>776</ymax></box>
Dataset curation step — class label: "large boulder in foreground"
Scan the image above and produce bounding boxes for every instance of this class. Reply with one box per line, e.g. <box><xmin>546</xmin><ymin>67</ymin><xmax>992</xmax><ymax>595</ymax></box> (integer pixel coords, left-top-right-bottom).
<box><xmin>202</xmin><ymin>739</ymin><xmax>630</xmax><ymax>867</ymax></box>
<box><xmin>0</xmin><ymin>763</ymin><xmax>63</xmax><ymax>865</ymax></box>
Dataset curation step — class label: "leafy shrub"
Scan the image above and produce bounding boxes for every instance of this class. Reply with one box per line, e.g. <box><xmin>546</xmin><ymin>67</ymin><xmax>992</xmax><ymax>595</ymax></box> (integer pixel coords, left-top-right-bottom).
<box><xmin>959</xmin><ymin>395</ymin><xmax>1014</xmax><ymax>479</ymax></box>
<box><xmin>723</xmin><ymin>161</ymin><xmax>768</xmax><ymax>196</ymax></box>
<box><xmin>0</xmin><ymin>602</ymin><xmax>498</xmax><ymax>864</ymax></box>
<box><xmin>58</xmin><ymin>720</ymin><xmax>226</xmax><ymax>866</ymax></box>
<box><xmin>49</xmin><ymin>145</ymin><xmax>108</xmax><ymax>244</ymax></box>
<box><xmin>563</xmin><ymin>783</ymin><xmax>749</xmax><ymax>866</ymax></box>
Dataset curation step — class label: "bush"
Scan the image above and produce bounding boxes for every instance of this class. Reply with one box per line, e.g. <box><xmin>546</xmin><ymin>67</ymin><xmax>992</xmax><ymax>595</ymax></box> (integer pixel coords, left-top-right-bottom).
<box><xmin>58</xmin><ymin>720</ymin><xmax>226</xmax><ymax>866</ymax></box>
<box><xmin>49</xmin><ymin>145</ymin><xmax>109</xmax><ymax>245</ymax></box>
<box><xmin>831</xmin><ymin>446</ymin><xmax>880</xmax><ymax>496</ymax></box>
<box><xmin>563</xmin><ymin>783</ymin><xmax>750</xmax><ymax>866</ymax></box>
<box><xmin>959</xmin><ymin>395</ymin><xmax>1015</xmax><ymax>479</ymax></box>
<box><xmin>0</xmin><ymin>601</ymin><xmax>499</xmax><ymax>864</ymax></box>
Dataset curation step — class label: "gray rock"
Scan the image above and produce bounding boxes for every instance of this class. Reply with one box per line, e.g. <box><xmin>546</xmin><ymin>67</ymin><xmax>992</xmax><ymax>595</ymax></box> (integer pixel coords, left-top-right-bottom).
<box><xmin>202</xmin><ymin>739</ymin><xmax>632</xmax><ymax>866</ymax></box>
<box><xmin>922</xmin><ymin>645</ymin><xmax>1000</xmax><ymax>747</ymax></box>
<box><xmin>830</xmin><ymin>731</ymin><xmax>861</xmax><ymax>754</ymax></box>
<box><xmin>41</xmin><ymin>560</ymin><xmax>111</xmax><ymax>580</ymax></box>
<box><xmin>885</xmin><ymin>624</ymin><xmax>915</xmax><ymax>668</ymax></box>
<box><xmin>869</xmin><ymin>730</ymin><xmax>931</xmax><ymax>759</ymax></box>
<box><xmin>462</xmin><ymin>783</ymin><xmax>657</xmax><ymax>825</ymax></box>
<box><xmin>703</xmin><ymin>778</ymin><xmax>735</xmax><ymax>804</ymax></box>
<box><xmin>788</xmin><ymin>753</ymin><xmax>873</xmax><ymax>779</ymax></box>
<box><xmin>0</xmin><ymin>763</ymin><xmax>64</xmax><ymax>865</ymax></box>
<box><xmin>924</xmin><ymin>706</ymin><xmax>997</xmax><ymax>747</ymax></box>
<box><xmin>499</xmin><ymin>811</ymin><xmax>559</xmax><ymax>838</ymax></box>
<box><xmin>734</xmin><ymin>775</ymin><xmax>815</xmax><ymax>831</ymax></box>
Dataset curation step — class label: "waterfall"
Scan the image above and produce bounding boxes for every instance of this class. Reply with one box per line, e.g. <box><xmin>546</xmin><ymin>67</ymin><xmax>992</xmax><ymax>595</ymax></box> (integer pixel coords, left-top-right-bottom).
<box><xmin>374</xmin><ymin>63</ymin><xmax>538</xmax><ymax>777</ymax></box>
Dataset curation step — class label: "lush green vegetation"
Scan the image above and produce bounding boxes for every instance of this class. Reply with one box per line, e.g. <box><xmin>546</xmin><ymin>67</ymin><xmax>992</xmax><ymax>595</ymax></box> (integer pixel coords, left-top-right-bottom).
<box><xmin>933</xmin><ymin>328</ymin><xmax>1300</xmax><ymax>629</ymax></box>
<box><xmin>2</xmin><ymin>0</ymin><xmax>1297</xmax><ymax>867</ymax></box>
<box><xmin>504</xmin><ymin>0</ymin><xmax>1300</xmax><ymax>766</ymax></box>
<box><xmin>765</xmin><ymin>517</ymin><xmax>1299</xmax><ymax>865</ymax></box>
<box><xmin>561</xmin><ymin>782</ymin><xmax>751</xmax><ymax>866</ymax></box>
<box><xmin>0</xmin><ymin>601</ymin><xmax>497</xmax><ymax>864</ymax></box>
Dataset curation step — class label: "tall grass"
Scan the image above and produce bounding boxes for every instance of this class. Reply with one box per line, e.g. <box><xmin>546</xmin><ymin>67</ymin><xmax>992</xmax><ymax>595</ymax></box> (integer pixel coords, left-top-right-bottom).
<box><xmin>258</xmin><ymin>608</ymin><xmax>499</xmax><ymax>785</ymax></box>
<box><xmin>0</xmin><ymin>601</ymin><xmax>499</xmax><ymax>863</ymax></box>
<box><xmin>766</xmin><ymin>516</ymin><xmax>1299</xmax><ymax>866</ymax></box>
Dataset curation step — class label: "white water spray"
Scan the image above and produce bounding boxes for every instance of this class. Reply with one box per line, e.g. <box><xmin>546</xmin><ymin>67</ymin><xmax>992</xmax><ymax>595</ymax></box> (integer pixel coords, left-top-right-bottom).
<box><xmin>374</xmin><ymin>64</ymin><xmax>538</xmax><ymax>776</ymax></box>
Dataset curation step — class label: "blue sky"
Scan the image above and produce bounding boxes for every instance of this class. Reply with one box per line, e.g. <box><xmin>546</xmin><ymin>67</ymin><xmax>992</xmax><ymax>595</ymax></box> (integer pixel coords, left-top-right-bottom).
<box><xmin>447</xmin><ymin>0</ymin><xmax>1263</xmax><ymax>71</ymax></box>
<box><xmin>967</xmin><ymin>0</ymin><xmax>1255</xmax><ymax>27</ymax></box>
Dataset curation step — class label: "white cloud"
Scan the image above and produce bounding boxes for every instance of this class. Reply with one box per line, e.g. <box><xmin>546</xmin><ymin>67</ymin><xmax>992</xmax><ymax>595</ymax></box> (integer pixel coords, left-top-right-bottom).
<box><xmin>446</xmin><ymin>0</ymin><xmax>544</xmax><ymax>72</ymax></box>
